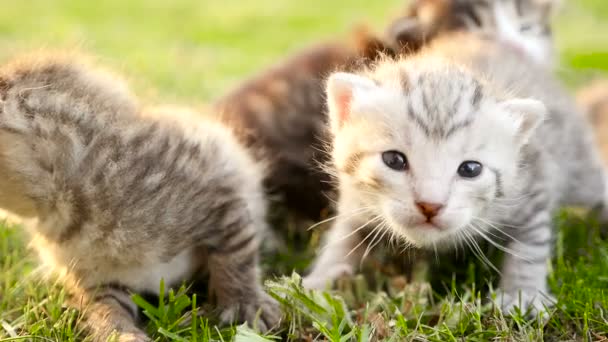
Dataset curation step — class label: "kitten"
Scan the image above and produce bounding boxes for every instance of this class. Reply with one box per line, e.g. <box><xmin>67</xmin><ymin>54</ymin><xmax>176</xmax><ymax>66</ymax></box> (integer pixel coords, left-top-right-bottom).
<box><xmin>0</xmin><ymin>53</ymin><xmax>280</xmax><ymax>341</ymax></box>
<box><xmin>303</xmin><ymin>31</ymin><xmax>606</xmax><ymax>313</ymax></box>
<box><xmin>216</xmin><ymin>27</ymin><xmax>394</xmax><ymax>221</ymax></box>
<box><xmin>387</xmin><ymin>0</ymin><xmax>558</xmax><ymax>67</ymax></box>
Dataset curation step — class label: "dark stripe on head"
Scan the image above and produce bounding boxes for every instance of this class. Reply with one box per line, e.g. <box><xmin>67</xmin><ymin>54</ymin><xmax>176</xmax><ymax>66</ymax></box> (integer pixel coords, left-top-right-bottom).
<box><xmin>444</xmin><ymin>118</ymin><xmax>474</xmax><ymax>139</ymax></box>
<box><xmin>407</xmin><ymin>102</ymin><xmax>431</xmax><ymax>137</ymax></box>
<box><xmin>488</xmin><ymin>167</ymin><xmax>504</xmax><ymax>198</ymax></box>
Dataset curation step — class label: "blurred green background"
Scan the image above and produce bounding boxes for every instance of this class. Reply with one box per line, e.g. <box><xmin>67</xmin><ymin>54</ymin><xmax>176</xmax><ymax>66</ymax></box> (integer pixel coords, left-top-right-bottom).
<box><xmin>0</xmin><ymin>0</ymin><xmax>606</xmax><ymax>106</ymax></box>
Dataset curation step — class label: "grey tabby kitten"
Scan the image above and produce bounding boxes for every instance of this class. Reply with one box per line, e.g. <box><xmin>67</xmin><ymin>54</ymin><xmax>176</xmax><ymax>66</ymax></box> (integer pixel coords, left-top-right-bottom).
<box><xmin>304</xmin><ymin>30</ymin><xmax>606</xmax><ymax>313</ymax></box>
<box><xmin>0</xmin><ymin>53</ymin><xmax>279</xmax><ymax>341</ymax></box>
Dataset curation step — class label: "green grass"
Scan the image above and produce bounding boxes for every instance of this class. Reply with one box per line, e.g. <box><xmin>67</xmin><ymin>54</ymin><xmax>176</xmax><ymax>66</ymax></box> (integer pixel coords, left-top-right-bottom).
<box><xmin>1</xmin><ymin>1</ymin><xmax>608</xmax><ymax>341</ymax></box>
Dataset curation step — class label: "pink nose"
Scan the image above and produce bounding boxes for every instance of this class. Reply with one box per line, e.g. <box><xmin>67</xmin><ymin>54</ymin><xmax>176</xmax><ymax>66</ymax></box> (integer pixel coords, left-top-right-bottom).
<box><xmin>415</xmin><ymin>202</ymin><xmax>443</xmax><ymax>220</ymax></box>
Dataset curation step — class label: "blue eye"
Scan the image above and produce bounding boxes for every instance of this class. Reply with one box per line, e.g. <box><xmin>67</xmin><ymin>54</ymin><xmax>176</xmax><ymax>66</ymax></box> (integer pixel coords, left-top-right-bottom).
<box><xmin>382</xmin><ymin>151</ymin><xmax>408</xmax><ymax>171</ymax></box>
<box><xmin>457</xmin><ymin>161</ymin><xmax>483</xmax><ymax>178</ymax></box>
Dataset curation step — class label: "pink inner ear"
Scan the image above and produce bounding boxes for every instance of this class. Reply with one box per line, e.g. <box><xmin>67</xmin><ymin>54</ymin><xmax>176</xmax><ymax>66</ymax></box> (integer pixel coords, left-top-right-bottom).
<box><xmin>335</xmin><ymin>89</ymin><xmax>352</xmax><ymax>127</ymax></box>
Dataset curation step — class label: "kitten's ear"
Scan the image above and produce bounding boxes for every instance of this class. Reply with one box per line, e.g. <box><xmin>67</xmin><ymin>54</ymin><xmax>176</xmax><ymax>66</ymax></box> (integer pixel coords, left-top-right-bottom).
<box><xmin>326</xmin><ymin>72</ymin><xmax>377</xmax><ymax>132</ymax></box>
<box><xmin>500</xmin><ymin>98</ymin><xmax>547</xmax><ymax>144</ymax></box>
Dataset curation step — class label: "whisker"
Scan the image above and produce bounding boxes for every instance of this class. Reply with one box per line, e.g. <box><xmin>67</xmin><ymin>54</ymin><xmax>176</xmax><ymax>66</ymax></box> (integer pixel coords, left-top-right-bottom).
<box><xmin>462</xmin><ymin>228</ymin><xmax>501</xmax><ymax>274</ymax></box>
<box><xmin>307</xmin><ymin>206</ymin><xmax>372</xmax><ymax>231</ymax></box>
<box><xmin>468</xmin><ymin>223</ymin><xmax>532</xmax><ymax>263</ymax></box>
<box><xmin>362</xmin><ymin>223</ymin><xmax>389</xmax><ymax>262</ymax></box>
<box><xmin>346</xmin><ymin>216</ymin><xmax>385</xmax><ymax>257</ymax></box>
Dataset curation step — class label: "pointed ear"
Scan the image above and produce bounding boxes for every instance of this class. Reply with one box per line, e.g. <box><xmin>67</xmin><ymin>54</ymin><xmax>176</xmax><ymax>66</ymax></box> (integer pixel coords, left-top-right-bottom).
<box><xmin>500</xmin><ymin>98</ymin><xmax>546</xmax><ymax>144</ymax></box>
<box><xmin>326</xmin><ymin>72</ymin><xmax>377</xmax><ymax>132</ymax></box>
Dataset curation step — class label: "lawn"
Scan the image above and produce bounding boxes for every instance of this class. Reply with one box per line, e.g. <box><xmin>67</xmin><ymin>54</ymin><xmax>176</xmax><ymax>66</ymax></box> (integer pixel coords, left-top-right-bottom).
<box><xmin>1</xmin><ymin>0</ymin><xmax>608</xmax><ymax>341</ymax></box>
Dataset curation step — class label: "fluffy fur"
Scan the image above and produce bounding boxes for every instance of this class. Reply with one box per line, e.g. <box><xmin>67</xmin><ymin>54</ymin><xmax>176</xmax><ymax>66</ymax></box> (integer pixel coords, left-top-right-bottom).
<box><xmin>0</xmin><ymin>53</ymin><xmax>279</xmax><ymax>341</ymax></box>
<box><xmin>304</xmin><ymin>32</ymin><xmax>606</xmax><ymax>314</ymax></box>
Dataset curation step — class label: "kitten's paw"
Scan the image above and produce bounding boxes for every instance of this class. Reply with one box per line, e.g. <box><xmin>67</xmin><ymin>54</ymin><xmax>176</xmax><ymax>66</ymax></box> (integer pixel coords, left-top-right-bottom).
<box><xmin>219</xmin><ymin>291</ymin><xmax>281</xmax><ymax>333</ymax></box>
<box><xmin>302</xmin><ymin>263</ymin><xmax>353</xmax><ymax>289</ymax></box>
<box><xmin>493</xmin><ymin>289</ymin><xmax>556</xmax><ymax>318</ymax></box>
<box><xmin>115</xmin><ymin>331</ymin><xmax>151</xmax><ymax>342</ymax></box>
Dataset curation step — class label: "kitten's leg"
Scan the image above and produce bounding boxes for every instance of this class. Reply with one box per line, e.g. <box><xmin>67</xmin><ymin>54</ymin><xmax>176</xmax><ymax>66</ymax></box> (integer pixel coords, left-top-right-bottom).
<box><xmin>302</xmin><ymin>218</ymin><xmax>366</xmax><ymax>289</ymax></box>
<box><xmin>71</xmin><ymin>283</ymin><xmax>149</xmax><ymax>342</ymax></box>
<box><xmin>206</xmin><ymin>220</ymin><xmax>280</xmax><ymax>332</ymax></box>
<box><xmin>498</xmin><ymin>206</ymin><xmax>555</xmax><ymax>315</ymax></box>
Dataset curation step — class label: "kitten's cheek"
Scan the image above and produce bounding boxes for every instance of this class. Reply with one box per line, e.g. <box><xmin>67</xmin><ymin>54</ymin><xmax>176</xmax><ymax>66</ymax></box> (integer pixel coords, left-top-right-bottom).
<box><xmin>437</xmin><ymin>208</ymin><xmax>472</xmax><ymax>232</ymax></box>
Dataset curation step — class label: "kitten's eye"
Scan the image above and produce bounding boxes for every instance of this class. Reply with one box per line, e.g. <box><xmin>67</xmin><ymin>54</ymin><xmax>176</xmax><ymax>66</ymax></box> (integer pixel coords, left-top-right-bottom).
<box><xmin>457</xmin><ymin>161</ymin><xmax>483</xmax><ymax>178</ymax></box>
<box><xmin>382</xmin><ymin>151</ymin><xmax>408</xmax><ymax>171</ymax></box>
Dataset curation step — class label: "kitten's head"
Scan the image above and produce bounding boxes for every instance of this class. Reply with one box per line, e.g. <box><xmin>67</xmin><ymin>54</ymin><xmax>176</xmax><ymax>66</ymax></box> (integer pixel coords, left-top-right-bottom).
<box><xmin>326</xmin><ymin>57</ymin><xmax>546</xmax><ymax>247</ymax></box>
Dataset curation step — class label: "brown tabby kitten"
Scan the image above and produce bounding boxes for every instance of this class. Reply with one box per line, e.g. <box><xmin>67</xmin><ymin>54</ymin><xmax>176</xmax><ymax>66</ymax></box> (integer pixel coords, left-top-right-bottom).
<box><xmin>216</xmin><ymin>27</ymin><xmax>396</xmax><ymax>221</ymax></box>
<box><xmin>0</xmin><ymin>53</ymin><xmax>279</xmax><ymax>341</ymax></box>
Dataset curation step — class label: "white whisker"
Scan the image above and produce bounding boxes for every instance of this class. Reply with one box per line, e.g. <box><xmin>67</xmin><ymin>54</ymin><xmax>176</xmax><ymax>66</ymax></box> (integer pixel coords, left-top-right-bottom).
<box><xmin>307</xmin><ymin>206</ymin><xmax>373</xmax><ymax>231</ymax></box>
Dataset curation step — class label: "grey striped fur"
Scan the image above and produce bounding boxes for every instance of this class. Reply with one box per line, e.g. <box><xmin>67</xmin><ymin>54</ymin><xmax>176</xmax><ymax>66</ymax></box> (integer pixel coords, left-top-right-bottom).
<box><xmin>0</xmin><ymin>53</ymin><xmax>279</xmax><ymax>341</ymax></box>
<box><xmin>304</xmin><ymin>31</ymin><xmax>606</xmax><ymax>314</ymax></box>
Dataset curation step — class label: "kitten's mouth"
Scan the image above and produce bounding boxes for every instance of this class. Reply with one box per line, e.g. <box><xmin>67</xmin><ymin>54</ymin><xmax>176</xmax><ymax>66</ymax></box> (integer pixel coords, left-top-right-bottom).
<box><xmin>413</xmin><ymin>218</ymin><xmax>444</xmax><ymax>230</ymax></box>
<box><xmin>417</xmin><ymin>221</ymin><xmax>441</xmax><ymax>230</ymax></box>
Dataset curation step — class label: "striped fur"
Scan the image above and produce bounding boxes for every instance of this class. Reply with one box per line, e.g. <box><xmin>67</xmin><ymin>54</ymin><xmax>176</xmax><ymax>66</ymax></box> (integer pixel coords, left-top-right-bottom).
<box><xmin>304</xmin><ymin>32</ymin><xmax>607</xmax><ymax>314</ymax></box>
<box><xmin>0</xmin><ymin>53</ymin><xmax>279</xmax><ymax>341</ymax></box>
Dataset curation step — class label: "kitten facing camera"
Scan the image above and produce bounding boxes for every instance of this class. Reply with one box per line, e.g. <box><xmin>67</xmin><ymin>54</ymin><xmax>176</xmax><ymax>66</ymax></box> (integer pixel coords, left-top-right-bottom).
<box><xmin>0</xmin><ymin>53</ymin><xmax>280</xmax><ymax>341</ymax></box>
<box><xmin>304</xmin><ymin>31</ymin><xmax>606</xmax><ymax>314</ymax></box>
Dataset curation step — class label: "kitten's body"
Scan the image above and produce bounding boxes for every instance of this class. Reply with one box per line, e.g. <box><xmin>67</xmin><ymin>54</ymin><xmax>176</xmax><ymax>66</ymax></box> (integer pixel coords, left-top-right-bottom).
<box><xmin>216</xmin><ymin>0</ymin><xmax>557</xmax><ymax>221</ymax></box>
<box><xmin>0</xmin><ymin>54</ymin><xmax>279</xmax><ymax>341</ymax></box>
<box><xmin>304</xmin><ymin>32</ymin><xmax>605</xmax><ymax>312</ymax></box>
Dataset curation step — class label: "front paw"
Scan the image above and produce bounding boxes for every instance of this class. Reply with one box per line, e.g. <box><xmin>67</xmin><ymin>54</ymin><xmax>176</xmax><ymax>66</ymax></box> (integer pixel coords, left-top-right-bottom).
<box><xmin>108</xmin><ymin>331</ymin><xmax>151</xmax><ymax>342</ymax></box>
<box><xmin>219</xmin><ymin>291</ymin><xmax>281</xmax><ymax>333</ymax></box>
<box><xmin>493</xmin><ymin>289</ymin><xmax>556</xmax><ymax>317</ymax></box>
<box><xmin>302</xmin><ymin>263</ymin><xmax>353</xmax><ymax>290</ymax></box>
<box><xmin>118</xmin><ymin>333</ymin><xmax>152</xmax><ymax>342</ymax></box>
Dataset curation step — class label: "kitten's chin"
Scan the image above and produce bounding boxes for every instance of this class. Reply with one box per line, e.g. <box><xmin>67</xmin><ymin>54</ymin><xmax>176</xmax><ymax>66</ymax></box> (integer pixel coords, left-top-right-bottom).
<box><xmin>385</xmin><ymin>216</ymin><xmax>470</xmax><ymax>248</ymax></box>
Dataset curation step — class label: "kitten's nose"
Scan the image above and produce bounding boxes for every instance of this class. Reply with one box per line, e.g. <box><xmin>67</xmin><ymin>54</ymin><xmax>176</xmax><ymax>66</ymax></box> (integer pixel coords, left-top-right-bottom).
<box><xmin>415</xmin><ymin>202</ymin><xmax>443</xmax><ymax>220</ymax></box>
